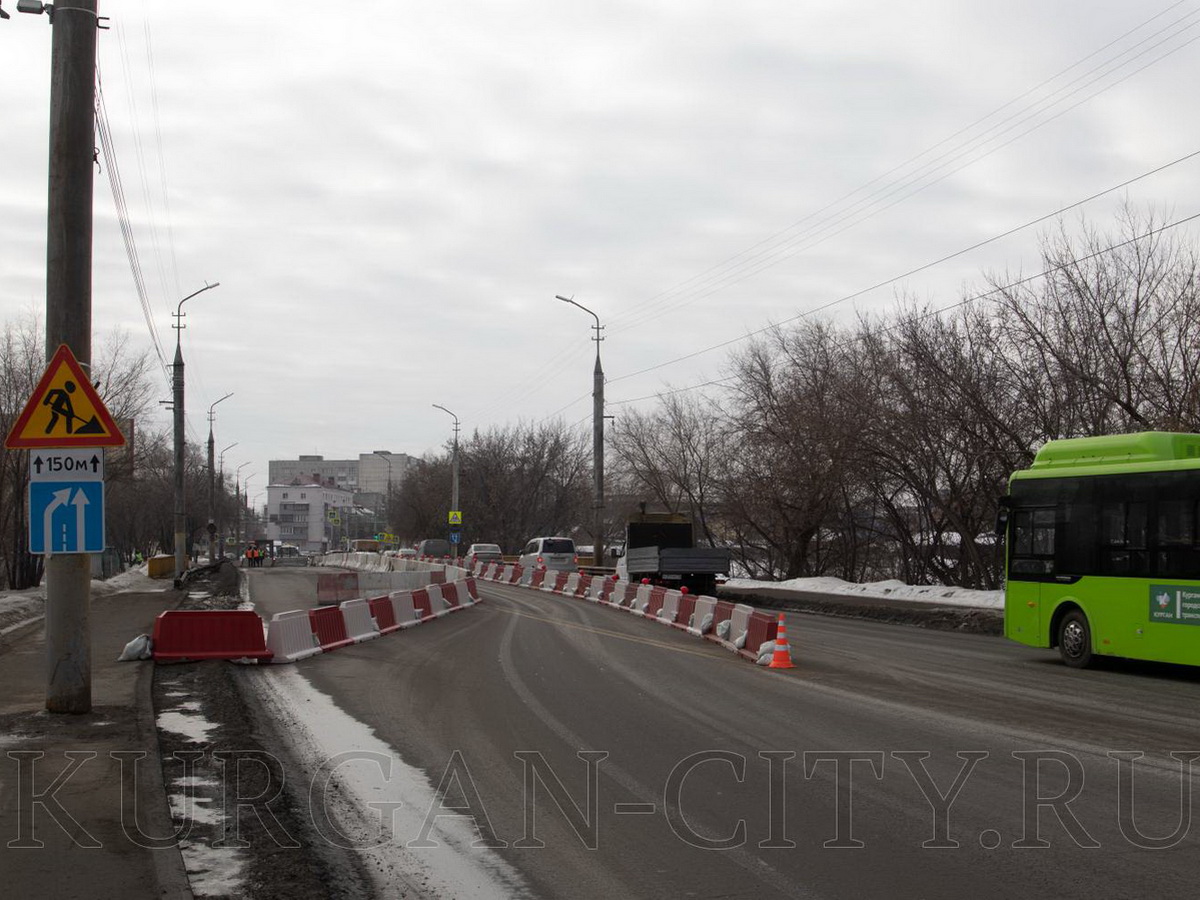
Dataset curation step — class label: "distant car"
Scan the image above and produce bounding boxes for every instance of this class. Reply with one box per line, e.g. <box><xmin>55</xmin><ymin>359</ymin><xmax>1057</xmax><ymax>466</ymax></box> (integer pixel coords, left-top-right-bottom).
<box><xmin>396</xmin><ymin>547</ymin><xmax>417</xmax><ymax>559</ymax></box>
<box><xmin>416</xmin><ymin>539</ymin><xmax>451</xmax><ymax>558</ymax></box>
<box><xmin>466</xmin><ymin>543</ymin><xmax>503</xmax><ymax>566</ymax></box>
<box><xmin>517</xmin><ymin>536</ymin><xmax>577</xmax><ymax>572</ymax></box>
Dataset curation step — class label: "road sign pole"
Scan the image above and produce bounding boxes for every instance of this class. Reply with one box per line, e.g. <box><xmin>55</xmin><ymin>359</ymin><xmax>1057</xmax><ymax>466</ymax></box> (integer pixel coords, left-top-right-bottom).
<box><xmin>43</xmin><ymin>0</ymin><xmax>99</xmax><ymax>715</ymax></box>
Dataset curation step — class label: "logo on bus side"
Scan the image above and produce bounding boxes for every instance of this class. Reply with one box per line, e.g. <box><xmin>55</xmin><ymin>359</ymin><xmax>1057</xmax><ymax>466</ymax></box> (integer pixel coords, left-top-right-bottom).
<box><xmin>1149</xmin><ymin>585</ymin><xmax>1200</xmax><ymax>625</ymax></box>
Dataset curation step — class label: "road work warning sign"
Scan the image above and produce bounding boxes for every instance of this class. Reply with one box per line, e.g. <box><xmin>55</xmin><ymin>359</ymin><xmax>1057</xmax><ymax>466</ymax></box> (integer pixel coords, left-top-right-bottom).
<box><xmin>4</xmin><ymin>344</ymin><xmax>126</xmax><ymax>449</ymax></box>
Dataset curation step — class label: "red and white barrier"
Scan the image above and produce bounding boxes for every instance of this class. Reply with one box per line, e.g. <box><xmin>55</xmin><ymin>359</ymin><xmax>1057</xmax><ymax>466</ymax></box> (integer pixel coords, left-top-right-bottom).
<box><xmin>390</xmin><ymin>590</ymin><xmax>421</xmax><ymax>627</ymax></box>
<box><xmin>340</xmin><ymin>598</ymin><xmax>381</xmax><ymax>643</ymax></box>
<box><xmin>688</xmin><ymin>596</ymin><xmax>717</xmax><ymax>635</ymax></box>
<box><xmin>266</xmin><ymin>610</ymin><xmax>323</xmax><ymax>663</ymax></box>
<box><xmin>368</xmin><ymin>595</ymin><xmax>402</xmax><ymax>634</ymax></box>
<box><xmin>308</xmin><ymin>606</ymin><xmax>355</xmax><ymax>652</ymax></box>
<box><xmin>658</xmin><ymin>590</ymin><xmax>681</xmax><ymax>624</ymax></box>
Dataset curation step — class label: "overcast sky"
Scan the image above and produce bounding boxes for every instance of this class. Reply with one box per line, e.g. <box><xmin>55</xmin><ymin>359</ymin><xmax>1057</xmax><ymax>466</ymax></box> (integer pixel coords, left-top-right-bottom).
<box><xmin>3</xmin><ymin>0</ymin><xmax>1199</xmax><ymax>500</ymax></box>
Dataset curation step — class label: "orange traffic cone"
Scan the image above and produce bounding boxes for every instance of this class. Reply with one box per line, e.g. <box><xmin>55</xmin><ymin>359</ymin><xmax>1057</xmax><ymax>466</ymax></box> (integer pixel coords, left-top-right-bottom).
<box><xmin>769</xmin><ymin>612</ymin><xmax>795</xmax><ymax>669</ymax></box>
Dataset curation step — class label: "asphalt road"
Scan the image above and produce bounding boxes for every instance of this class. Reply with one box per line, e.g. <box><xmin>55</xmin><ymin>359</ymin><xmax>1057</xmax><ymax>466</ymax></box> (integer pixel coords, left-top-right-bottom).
<box><xmin>245</xmin><ymin>569</ymin><xmax>1200</xmax><ymax>899</ymax></box>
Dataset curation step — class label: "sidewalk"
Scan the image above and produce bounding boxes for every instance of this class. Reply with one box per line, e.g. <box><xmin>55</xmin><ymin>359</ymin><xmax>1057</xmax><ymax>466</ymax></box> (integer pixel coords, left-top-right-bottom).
<box><xmin>0</xmin><ymin>579</ymin><xmax>191</xmax><ymax>899</ymax></box>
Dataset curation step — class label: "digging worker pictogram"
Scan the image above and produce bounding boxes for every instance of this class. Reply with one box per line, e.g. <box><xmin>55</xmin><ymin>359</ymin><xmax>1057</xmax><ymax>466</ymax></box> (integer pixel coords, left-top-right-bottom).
<box><xmin>42</xmin><ymin>380</ymin><xmax>78</xmax><ymax>434</ymax></box>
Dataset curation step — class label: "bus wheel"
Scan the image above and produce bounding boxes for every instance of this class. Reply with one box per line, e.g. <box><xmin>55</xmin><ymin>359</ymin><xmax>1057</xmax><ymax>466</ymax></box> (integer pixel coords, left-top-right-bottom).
<box><xmin>1058</xmin><ymin>609</ymin><xmax>1093</xmax><ymax>668</ymax></box>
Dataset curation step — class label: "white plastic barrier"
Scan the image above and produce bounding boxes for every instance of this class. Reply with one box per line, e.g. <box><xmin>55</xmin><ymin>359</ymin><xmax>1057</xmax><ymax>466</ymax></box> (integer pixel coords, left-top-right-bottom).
<box><xmin>519</xmin><ymin>566</ymin><xmax>533</xmax><ymax>586</ymax></box>
<box><xmin>340</xmin><ymin>598</ymin><xmax>381</xmax><ymax>643</ymax></box>
<box><xmin>564</xmin><ymin>572</ymin><xmax>581</xmax><ymax>596</ymax></box>
<box><xmin>727</xmin><ymin>603</ymin><xmax>755</xmax><ymax>649</ymax></box>
<box><xmin>689</xmin><ymin>596</ymin><xmax>717</xmax><ymax>636</ymax></box>
<box><xmin>658</xmin><ymin>590</ymin><xmax>681</xmax><ymax>624</ymax></box>
<box><xmin>633</xmin><ymin>583</ymin><xmax>654</xmax><ymax>615</ymax></box>
<box><xmin>266</xmin><ymin>610</ymin><xmax>322</xmax><ymax>663</ymax></box>
<box><xmin>390</xmin><ymin>590</ymin><xmax>421</xmax><ymax>628</ymax></box>
<box><xmin>425</xmin><ymin>583</ymin><xmax>451</xmax><ymax>615</ymax></box>
<box><xmin>502</xmin><ymin>564</ymin><xmax>516</xmax><ymax>582</ymax></box>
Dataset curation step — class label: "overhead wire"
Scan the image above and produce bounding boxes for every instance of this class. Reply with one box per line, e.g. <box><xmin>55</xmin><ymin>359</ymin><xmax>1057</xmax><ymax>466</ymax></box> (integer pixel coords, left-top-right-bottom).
<box><xmin>95</xmin><ymin>68</ymin><xmax>170</xmax><ymax>380</ymax></box>
<box><xmin>606</xmin><ymin>146</ymin><xmax>1200</xmax><ymax>390</ymax></box>
<box><xmin>603</xmin><ymin>3</ymin><xmax>1200</xmax><ymax>337</ymax></box>
<box><xmin>608</xmin><ymin>209</ymin><xmax>1200</xmax><ymax>408</ymax></box>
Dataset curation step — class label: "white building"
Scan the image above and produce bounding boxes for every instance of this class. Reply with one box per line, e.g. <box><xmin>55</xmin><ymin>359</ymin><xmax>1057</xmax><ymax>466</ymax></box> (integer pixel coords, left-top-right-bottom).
<box><xmin>268</xmin><ymin>451</ymin><xmax>416</xmax><ymax>504</ymax></box>
<box><xmin>264</xmin><ymin>482</ymin><xmax>354</xmax><ymax>553</ymax></box>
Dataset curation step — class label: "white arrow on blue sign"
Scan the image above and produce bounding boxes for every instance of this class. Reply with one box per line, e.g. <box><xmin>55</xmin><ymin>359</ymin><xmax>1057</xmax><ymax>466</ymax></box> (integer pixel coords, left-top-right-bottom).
<box><xmin>29</xmin><ymin>483</ymin><xmax>105</xmax><ymax>555</ymax></box>
<box><xmin>28</xmin><ymin>449</ymin><xmax>106</xmax><ymax>555</ymax></box>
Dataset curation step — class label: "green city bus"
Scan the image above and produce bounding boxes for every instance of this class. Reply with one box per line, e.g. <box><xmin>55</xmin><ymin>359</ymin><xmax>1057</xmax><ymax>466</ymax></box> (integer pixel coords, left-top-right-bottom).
<box><xmin>1003</xmin><ymin>431</ymin><xmax>1200</xmax><ymax>668</ymax></box>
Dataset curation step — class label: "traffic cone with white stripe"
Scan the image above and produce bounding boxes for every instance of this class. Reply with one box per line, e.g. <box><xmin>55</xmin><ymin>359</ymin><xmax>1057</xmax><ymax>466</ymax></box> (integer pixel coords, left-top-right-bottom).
<box><xmin>769</xmin><ymin>612</ymin><xmax>795</xmax><ymax>669</ymax></box>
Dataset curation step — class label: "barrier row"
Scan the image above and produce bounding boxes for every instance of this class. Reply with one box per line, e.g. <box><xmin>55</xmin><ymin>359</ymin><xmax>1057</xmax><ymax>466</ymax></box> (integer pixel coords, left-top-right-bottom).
<box><xmin>459</xmin><ymin>558</ymin><xmax>785</xmax><ymax>666</ymax></box>
<box><xmin>151</xmin><ymin>577</ymin><xmax>481</xmax><ymax>664</ymax></box>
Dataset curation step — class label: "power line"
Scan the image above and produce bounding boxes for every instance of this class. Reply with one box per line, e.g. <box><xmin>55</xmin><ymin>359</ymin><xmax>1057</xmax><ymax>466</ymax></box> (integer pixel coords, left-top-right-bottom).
<box><xmin>608</xmin><ymin>210</ymin><xmax>1200</xmax><ymax>408</ymax></box>
<box><xmin>607</xmin><ymin>146</ymin><xmax>1200</xmax><ymax>389</ymax></box>
<box><xmin>605</xmin><ymin>4</ymin><xmax>1200</xmax><ymax>336</ymax></box>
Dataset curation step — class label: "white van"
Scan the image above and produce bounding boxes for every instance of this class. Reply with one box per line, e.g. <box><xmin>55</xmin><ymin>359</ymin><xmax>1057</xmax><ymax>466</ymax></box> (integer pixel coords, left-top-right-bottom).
<box><xmin>518</xmin><ymin>537</ymin><xmax>577</xmax><ymax>572</ymax></box>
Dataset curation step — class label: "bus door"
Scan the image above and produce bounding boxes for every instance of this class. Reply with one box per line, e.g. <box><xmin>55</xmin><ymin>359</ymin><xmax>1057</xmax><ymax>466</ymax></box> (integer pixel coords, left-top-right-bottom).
<box><xmin>1005</xmin><ymin>506</ymin><xmax>1056</xmax><ymax>646</ymax></box>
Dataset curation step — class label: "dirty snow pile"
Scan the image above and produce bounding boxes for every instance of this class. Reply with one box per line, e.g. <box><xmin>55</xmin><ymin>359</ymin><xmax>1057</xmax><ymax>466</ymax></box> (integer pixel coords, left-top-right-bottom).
<box><xmin>0</xmin><ymin>564</ymin><xmax>170</xmax><ymax>634</ymax></box>
<box><xmin>723</xmin><ymin>576</ymin><xmax>1003</xmax><ymax>610</ymax></box>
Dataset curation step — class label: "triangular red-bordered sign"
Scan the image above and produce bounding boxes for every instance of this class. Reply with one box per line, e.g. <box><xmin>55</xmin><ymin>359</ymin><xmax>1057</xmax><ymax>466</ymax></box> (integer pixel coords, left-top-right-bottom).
<box><xmin>4</xmin><ymin>344</ymin><xmax>126</xmax><ymax>449</ymax></box>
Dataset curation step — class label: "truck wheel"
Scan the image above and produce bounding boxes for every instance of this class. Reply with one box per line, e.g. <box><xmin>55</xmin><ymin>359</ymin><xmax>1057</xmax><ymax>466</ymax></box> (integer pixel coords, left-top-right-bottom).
<box><xmin>1058</xmin><ymin>609</ymin><xmax>1093</xmax><ymax>668</ymax></box>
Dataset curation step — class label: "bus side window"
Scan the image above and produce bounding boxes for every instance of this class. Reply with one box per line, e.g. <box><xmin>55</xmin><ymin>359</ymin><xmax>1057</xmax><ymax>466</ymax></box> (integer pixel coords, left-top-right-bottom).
<box><xmin>1010</xmin><ymin>508</ymin><xmax>1055</xmax><ymax>576</ymax></box>
<box><xmin>1102</xmin><ymin>501</ymin><xmax>1148</xmax><ymax>575</ymax></box>
<box><xmin>1155</xmin><ymin>498</ymin><xmax>1198</xmax><ymax>577</ymax></box>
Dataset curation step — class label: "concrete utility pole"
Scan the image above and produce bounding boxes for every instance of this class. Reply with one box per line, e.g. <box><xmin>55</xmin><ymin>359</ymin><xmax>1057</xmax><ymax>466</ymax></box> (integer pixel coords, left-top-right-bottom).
<box><xmin>172</xmin><ymin>282</ymin><xmax>218</xmax><ymax>580</ymax></box>
<box><xmin>206</xmin><ymin>392</ymin><xmax>232</xmax><ymax>563</ymax></box>
<box><xmin>38</xmin><ymin>0</ymin><xmax>99</xmax><ymax>714</ymax></box>
<box><xmin>556</xmin><ymin>295</ymin><xmax>605</xmax><ymax>567</ymax></box>
<box><xmin>432</xmin><ymin>405</ymin><xmax>460</xmax><ymax>560</ymax></box>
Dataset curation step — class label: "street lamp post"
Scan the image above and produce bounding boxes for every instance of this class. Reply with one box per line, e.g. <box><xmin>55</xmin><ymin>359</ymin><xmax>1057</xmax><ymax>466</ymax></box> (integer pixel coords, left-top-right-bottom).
<box><xmin>172</xmin><ymin>281</ymin><xmax>219</xmax><ymax>580</ymax></box>
<box><xmin>556</xmin><ymin>294</ymin><xmax>605</xmax><ymax>567</ymax></box>
<box><xmin>373</xmin><ymin>451</ymin><xmax>393</xmax><ymax>540</ymax></box>
<box><xmin>241</xmin><ymin>474</ymin><xmax>256</xmax><ymax>551</ymax></box>
<box><xmin>235</xmin><ymin>462</ymin><xmax>250</xmax><ymax>550</ymax></box>
<box><xmin>206</xmin><ymin>392</ymin><xmax>233</xmax><ymax>563</ymax></box>
<box><xmin>217</xmin><ymin>442</ymin><xmax>238</xmax><ymax>558</ymax></box>
<box><xmin>432</xmin><ymin>405</ymin><xmax>460</xmax><ymax>559</ymax></box>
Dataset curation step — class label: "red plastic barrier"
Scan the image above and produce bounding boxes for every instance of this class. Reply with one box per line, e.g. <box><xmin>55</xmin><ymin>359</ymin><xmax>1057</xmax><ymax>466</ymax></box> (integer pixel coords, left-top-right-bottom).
<box><xmin>441</xmin><ymin>582</ymin><xmax>461</xmax><ymax>607</ymax></box>
<box><xmin>465</xmin><ymin>577</ymin><xmax>480</xmax><ymax>601</ymax></box>
<box><xmin>508</xmin><ymin>565</ymin><xmax>523</xmax><ymax>584</ymax></box>
<box><xmin>308</xmin><ymin>606</ymin><xmax>354</xmax><ymax>651</ymax></box>
<box><xmin>429</xmin><ymin>570</ymin><xmax>447</xmax><ymax>585</ymax></box>
<box><xmin>708</xmin><ymin>600</ymin><xmax>736</xmax><ymax>641</ymax></box>
<box><xmin>412</xmin><ymin>588</ymin><xmax>434</xmax><ymax>621</ymax></box>
<box><xmin>317</xmin><ymin>572</ymin><xmax>359</xmax><ymax>604</ymax></box>
<box><xmin>152</xmin><ymin>610</ymin><xmax>273</xmax><ymax>663</ymax></box>
<box><xmin>369</xmin><ymin>596</ymin><xmax>401</xmax><ymax>634</ymax></box>
<box><xmin>551</xmin><ymin>571</ymin><xmax>570</xmax><ymax>593</ymax></box>
<box><xmin>574</xmin><ymin>575</ymin><xmax>593</xmax><ymax>598</ymax></box>
<box><xmin>742</xmin><ymin>611</ymin><xmax>779</xmax><ymax>659</ymax></box>
<box><xmin>530</xmin><ymin>569</ymin><xmax>547</xmax><ymax>589</ymax></box>
<box><xmin>676</xmin><ymin>593</ymin><xmax>697</xmax><ymax>629</ymax></box>
<box><xmin>645</xmin><ymin>586</ymin><xmax>666</xmax><ymax>618</ymax></box>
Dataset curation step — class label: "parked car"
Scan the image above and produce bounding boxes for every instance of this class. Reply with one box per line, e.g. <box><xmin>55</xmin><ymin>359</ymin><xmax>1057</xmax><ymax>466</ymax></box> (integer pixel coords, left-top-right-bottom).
<box><xmin>416</xmin><ymin>538</ymin><xmax>450</xmax><ymax>558</ymax></box>
<box><xmin>396</xmin><ymin>547</ymin><xmax>417</xmax><ymax>559</ymax></box>
<box><xmin>466</xmin><ymin>543</ymin><xmax>504</xmax><ymax>565</ymax></box>
<box><xmin>517</xmin><ymin>536</ymin><xmax>577</xmax><ymax>572</ymax></box>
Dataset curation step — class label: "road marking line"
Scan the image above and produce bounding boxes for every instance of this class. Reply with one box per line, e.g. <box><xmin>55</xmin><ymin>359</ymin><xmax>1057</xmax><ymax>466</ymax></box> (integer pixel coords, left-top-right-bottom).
<box><xmin>491</xmin><ymin>605</ymin><xmax>733</xmax><ymax>660</ymax></box>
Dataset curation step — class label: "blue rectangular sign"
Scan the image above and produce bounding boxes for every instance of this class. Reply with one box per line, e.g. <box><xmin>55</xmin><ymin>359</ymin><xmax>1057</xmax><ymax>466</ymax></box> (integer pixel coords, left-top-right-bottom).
<box><xmin>29</xmin><ymin>481</ymin><xmax>105</xmax><ymax>555</ymax></box>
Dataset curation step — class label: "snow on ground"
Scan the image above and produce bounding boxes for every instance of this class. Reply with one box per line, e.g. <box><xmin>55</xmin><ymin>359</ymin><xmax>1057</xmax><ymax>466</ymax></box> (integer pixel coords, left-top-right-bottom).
<box><xmin>249</xmin><ymin>666</ymin><xmax>533</xmax><ymax>899</ymax></box>
<box><xmin>0</xmin><ymin>564</ymin><xmax>171</xmax><ymax>634</ymax></box>
<box><xmin>724</xmin><ymin>576</ymin><xmax>1003</xmax><ymax>610</ymax></box>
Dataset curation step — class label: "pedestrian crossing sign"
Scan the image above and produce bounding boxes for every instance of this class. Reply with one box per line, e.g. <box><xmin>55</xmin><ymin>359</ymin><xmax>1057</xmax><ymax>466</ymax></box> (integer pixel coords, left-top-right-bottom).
<box><xmin>5</xmin><ymin>344</ymin><xmax>125</xmax><ymax>449</ymax></box>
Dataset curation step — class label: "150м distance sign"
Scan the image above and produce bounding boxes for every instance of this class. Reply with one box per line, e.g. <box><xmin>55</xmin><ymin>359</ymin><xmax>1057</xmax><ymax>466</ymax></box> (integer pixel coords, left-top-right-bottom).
<box><xmin>29</xmin><ymin>449</ymin><xmax>105</xmax><ymax>555</ymax></box>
